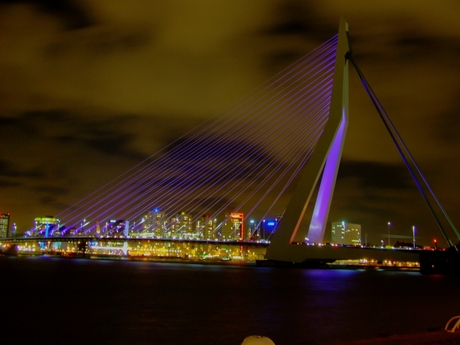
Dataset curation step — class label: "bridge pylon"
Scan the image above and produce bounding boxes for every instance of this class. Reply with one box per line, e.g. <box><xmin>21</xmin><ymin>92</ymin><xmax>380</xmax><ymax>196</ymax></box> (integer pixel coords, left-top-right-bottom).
<box><xmin>265</xmin><ymin>18</ymin><xmax>350</xmax><ymax>263</ymax></box>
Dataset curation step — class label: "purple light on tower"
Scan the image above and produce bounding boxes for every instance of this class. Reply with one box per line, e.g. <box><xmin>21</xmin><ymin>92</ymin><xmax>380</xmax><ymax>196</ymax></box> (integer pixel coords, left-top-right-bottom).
<box><xmin>308</xmin><ymin>109</ymin><xmax>347</xmax><ymax>243</ymax></box>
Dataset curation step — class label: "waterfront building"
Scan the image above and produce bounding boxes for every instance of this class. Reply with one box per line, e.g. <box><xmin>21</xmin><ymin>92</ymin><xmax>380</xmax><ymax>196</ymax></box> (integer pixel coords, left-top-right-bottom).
<box><xmin>247</xmin><ymin>219</ymin><xmax>258</xmax><ymax>241</ymax></box>
<box><xmin>142</xmin><ymin>208</ymin><xmax>167</xmax><ymax>238</ymax></box>
<box><xmin>261</xmin><ymin>217</ymin><xmax>280</xmax><ymax>241</ymax></box>
<box><xmin>195</xmin><ymin>215</ymin><xmax>206</xmax><ymax>238</ymax></box>
<box><xmin>0</xmin><ymin>213</ymin><xmax>10</xmax><ymax>238</ymax></box>
<box><xmin>104</xmin><ymin>219</ymin><xmax>128</xmax><ymax>237</ymax></box>
<box><xmin>33</xmin><ymin>216</ymin><xmax>60</xmax><ymax>237</ymax></box>
<box><xmin>231</xmin><ymin>212</ymin><xmax>244</xmax><ymax>240</ymax></box>
<box><xmin>219</xmin><ymin>215</ymin><xmax>232</xmax><ymax>240</ymax></box>
<box><xmin>331</xmin><ymin>221</ymin><xmax>361</xmax><ymax>245</ymax></box>
<box><xmin>196</xmin><ymin>215</ymin><xmax>217</xmax><ymax>240</ymax></box>
<box><xmin>169</xmin><ymin>212</ymin><xmax>193</xmax><ymax>239</ymax></box>
<box><xmin>220</xmin><ymin>212</ymin><xmax>244</xmax><ymax>240</ymax></box>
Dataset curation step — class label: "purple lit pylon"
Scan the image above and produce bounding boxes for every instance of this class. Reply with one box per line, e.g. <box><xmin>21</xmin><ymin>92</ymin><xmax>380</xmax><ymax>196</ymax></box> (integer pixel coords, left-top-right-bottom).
<box><xmin>308</xmin><ymin>109</ymin><xmax>347</xmax><ymax>243</ymax></box>
<box><xmin>265</xmin><ymin>18</ymin><xmax>350</xmax><ymax>262</ymax></box>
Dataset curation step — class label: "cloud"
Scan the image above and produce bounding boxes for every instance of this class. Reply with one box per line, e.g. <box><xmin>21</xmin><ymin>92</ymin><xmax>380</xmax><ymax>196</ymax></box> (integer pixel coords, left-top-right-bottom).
<box><xmin>0</xmin><ymin>1</ymin><xmax>274</xmax><ymax>117</ymax></box>
<box><xmin>0</xmin><ymin>109</ymin><xmax>151</xmax><ymax>228</ymax></box>
<box><xmin>0</xmin><ymin>0</ymin><xmax>459</xmax><ymax>245</ymax></box>
<box><xmin>16</xmin><ymin>0</ymin><xmax>94</xmax><ymax>30</ymax></box>
<box><xmin>0</xmin><ymin>158</ymin><xmax>43</xmax><ymax>179</ymax></box>
<box><xmin>338</xmin><ymin>160</ymin><xmax>412</xmax><ymax>190</ymax></box>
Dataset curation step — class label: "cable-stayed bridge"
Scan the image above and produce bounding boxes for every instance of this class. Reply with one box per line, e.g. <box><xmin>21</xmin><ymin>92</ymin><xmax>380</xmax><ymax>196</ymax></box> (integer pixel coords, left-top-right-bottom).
<box><xmin>26</xmin><ymin>29</ymin><xmax>340</xmax><ymax>242</ymax></box>
<box><xmin>3</xmin><ymin>19</ymin><xmax>460</xmax><ymax>272</ymax></box>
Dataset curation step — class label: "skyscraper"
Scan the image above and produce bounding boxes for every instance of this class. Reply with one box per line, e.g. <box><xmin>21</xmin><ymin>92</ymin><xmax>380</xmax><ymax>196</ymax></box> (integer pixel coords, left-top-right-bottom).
<box><xmin>196</xmin><ymin>215</ymin><xmax>217</xmax><ymax>239</ymax></box>
<box><xmin>221</xmin><ymin>212</ymin><xmax>244</xmax><ymax>240</ymax></box>
<box><xmin>0</xmin><ymin>213</ymin><xmax>10</xmax><ymax>238</ymax></box>
<box><xmin>143</xmin><ymin>208</ymin><xmax>167</xmax><ymax>238</ymax></box>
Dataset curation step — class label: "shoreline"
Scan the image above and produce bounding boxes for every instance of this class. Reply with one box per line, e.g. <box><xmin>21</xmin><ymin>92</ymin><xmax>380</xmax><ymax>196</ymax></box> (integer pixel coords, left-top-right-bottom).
<box><xmin>4</xmin><ymin>252</ymin><xmax>421</xmax><ymax>272</ymax></box>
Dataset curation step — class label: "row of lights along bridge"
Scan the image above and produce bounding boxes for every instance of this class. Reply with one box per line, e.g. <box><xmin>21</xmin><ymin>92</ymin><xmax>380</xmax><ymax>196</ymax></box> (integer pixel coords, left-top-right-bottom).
<box><xmin>0</xmin><ymin>212</ymin><xmax>430</xmax><ymax>248</ymax></box>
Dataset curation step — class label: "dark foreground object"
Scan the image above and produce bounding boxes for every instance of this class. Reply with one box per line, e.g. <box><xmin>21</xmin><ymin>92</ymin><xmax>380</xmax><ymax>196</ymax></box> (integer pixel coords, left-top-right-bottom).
<box><xmin>0</xmin><ymin>244</ymin><xmax>18</xmax><ymax>256</ymax></box>
<box><xmin>420</xmin><ymin>247</ymin><xmax>460</xmax><ymax>275</ymax></box>
<box><xmin>329</xmin><ymin>331</ymin><xmax>460</xmax><ymax>345</ymax></box>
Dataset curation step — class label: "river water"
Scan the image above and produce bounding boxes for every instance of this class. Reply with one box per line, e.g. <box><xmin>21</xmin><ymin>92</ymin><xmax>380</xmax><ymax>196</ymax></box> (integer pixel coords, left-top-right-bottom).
<box><xmin>1</xmin><ymin>256</ymin><xmax>459</xmax><ymax>345</ymax></box>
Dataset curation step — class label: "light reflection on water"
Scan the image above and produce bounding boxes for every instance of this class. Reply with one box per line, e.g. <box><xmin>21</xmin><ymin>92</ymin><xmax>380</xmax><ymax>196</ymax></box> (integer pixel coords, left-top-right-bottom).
<box><xmin>1</xmin><ymin>256</ymin><xmax>459</xmax><ymax>345</ymax></box>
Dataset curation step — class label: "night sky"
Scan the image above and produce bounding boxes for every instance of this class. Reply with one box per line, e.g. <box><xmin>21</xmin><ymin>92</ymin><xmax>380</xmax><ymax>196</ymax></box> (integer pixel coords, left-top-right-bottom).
<box><xmin>1</xmin><ymin>0</ymin><xmax>460</xmax><ymax>246</ymax></box>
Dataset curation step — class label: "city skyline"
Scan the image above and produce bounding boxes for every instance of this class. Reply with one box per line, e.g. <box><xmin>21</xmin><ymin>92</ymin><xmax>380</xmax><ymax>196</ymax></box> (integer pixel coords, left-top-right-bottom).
<box><xmin>23</xmin><ymin>208</ymin><xmax>280</xmax><ymax>241</ymax></box>
<box><xmin>1</xmin><ymin>1</ymin><xmax>460</xmax><ymax>247</ymax></box>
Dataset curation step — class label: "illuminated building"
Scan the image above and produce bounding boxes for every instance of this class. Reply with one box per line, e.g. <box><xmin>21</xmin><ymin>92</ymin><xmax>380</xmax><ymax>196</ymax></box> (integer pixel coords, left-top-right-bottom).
<box><xmin>221</xmin><ymin>212</ymin><xmax>244</xmax><ymax>240</ymax></box>
<box><xmin>248</xmin><ymin>219</ymin><xmax>258</xmax><ymax>241</ymax></box>
<box><xmin>331</xmin><ymin>221</ymin><xmax>361</xmax><ymax>245</ymax></box>
<box><xmin>196</xmin><ymin>215</ymin><xmax>206</xmax><ymax>237</ymax></box>
<box><xmin>231</xmin><ymin>212</ymin><xmax>244</xmax><ymax>240</ymax></box>
<box><xmin>196</xmin><ymin>215</ymin><xmax>217</xmax><ymax>240</ymax></box>
<box><xmin>169</xmin><ymin>212</ymin><xmax>193</xmax><ymax>239</ymax></box>
<box><xmin>220</xmin><ymin>215</ymin><xmax>232</xmax><ymax>240</ymax></box>
<box><xmin>104</xmin><ymin>219</ymin><xmax>129</xmax><ymax>237</ymax></box>
<box><xmin>34</xmin><ymin>216</ymin><xmax>60</xmax><ymax>237</ymax></box>
<box><xmin>0</xmin><ymin>213</ymin><xmax>10</xmax><ymax>238</ymax></box>
<box><xmin>143</xmin><ymin>208</ymin><xmax>167</xmax><ymax>237</ymax></box>
<box><xmin>261</xmin><ymin>217</ymin><xmax>280</xmax><ymax>241</ymax></box>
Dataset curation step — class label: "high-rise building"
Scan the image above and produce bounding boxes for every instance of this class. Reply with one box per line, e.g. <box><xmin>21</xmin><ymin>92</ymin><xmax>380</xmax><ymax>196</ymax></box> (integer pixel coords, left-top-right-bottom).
<box><xmin>206</xmin><ymin>217</ymin><xmax>218</xmax><ymax>239</ymax></box>
<box><xmin>331</xmin><ymin>221</ymin><xmax>361</xmax><ymax>245</ymax></box>
<box><xmin>247</xmin><ymin>219</ymin><xmax>258</xmax><ymax>241</ymax></box>
<box><xmin>231</xmin><ymin>212</ymin><xmax>244</xmax><ymax>240</ymax></box>
<box><xmin>196</xmin><ymin>215</ymin><xmax>206</xmax><ymax>237</ymax></box>
<box><xmin>221</xmin><ymin>212</ymin><xmax>244</xmax><ymax>240</ymax></box>
<box><xmin>143</xmin><ymin>208</ymin><xmax>167</xmax><ymax>238</ymax></box>
<box><xmin>260</xmin><ymin>217</ymin><xmax>281</xmax><ymax>241</ymax></box>
<box><xmin>169</xmin><ymin>211</ymin><xmax>193</xmax><ymax>239</ymax></box>
<box><xmin>0</xmin><ymin>213</ymin><xmax>10</xmax><ymax>238</ymax></box>
<box><xmin>196</xmin><ymin>215</ymin><xmax>217</xmax><ymax>239</ymax></box>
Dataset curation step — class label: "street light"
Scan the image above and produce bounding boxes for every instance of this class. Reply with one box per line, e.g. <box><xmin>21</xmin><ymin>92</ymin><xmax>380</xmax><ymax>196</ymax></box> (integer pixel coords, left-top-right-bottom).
<box><xmin>412</xmin><ymin>225</ymin><xmax>416</xmax><ymax>249</ymax></box>
<box><xmin>387</xmin><ymin>222</ymin><xmax>391</xmax><ymax>246</ymax></box>
<box><xmin>262</xmin><ymin>219</ymin><xmax>266</xmax><ymax>241</ymax></box>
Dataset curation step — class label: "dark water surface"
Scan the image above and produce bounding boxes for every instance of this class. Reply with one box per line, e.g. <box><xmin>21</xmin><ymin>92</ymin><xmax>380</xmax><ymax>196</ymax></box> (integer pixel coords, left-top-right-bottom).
<box><xmin>1</xmin><ymin>256</ymin><xmax>459</xmax><ymax>345</ymax></box>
